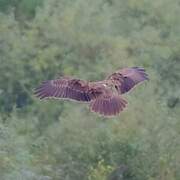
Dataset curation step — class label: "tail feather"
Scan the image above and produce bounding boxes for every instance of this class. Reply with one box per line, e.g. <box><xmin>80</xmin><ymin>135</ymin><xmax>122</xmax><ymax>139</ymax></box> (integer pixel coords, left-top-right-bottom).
<box><xmin>90</xmin><ymin>96</ymin><xmax>127</xmax><ymax>117</ymax></box>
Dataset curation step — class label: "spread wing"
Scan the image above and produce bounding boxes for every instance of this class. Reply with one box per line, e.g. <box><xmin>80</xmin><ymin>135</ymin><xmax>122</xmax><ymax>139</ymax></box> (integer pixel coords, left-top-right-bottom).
<box><xmin>34</xmin><ymin>77</ymin><xmax>102</xmax><ymax>102</ymax></box>
<box><xmin>107</xmin><ymin>67</ymin><xmax>148</xmax><ymax>94</ymax></box>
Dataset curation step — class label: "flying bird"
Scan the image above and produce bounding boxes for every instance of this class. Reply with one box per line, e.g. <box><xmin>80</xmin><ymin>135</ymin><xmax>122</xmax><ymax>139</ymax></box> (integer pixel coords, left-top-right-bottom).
<box><xmin>34</xmin><ymin>67</ymin><xmax>148</xmax><ymax>117</ymax></box>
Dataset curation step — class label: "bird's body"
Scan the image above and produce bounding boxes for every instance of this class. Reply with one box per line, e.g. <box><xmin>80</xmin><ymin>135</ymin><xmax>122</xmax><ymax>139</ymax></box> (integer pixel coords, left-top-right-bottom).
<box><xmin>34</xmin><ymin>67</ymin><xmax>148</xmax><ymax>117</ymax></box>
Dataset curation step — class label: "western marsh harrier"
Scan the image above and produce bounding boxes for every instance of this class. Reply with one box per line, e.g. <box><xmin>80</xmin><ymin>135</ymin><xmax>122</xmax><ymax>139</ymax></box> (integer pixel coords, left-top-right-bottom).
<box><xmin>34</xmin><ymin>67</ymin><xmax>148</xmax><ymax>117</ymax></box>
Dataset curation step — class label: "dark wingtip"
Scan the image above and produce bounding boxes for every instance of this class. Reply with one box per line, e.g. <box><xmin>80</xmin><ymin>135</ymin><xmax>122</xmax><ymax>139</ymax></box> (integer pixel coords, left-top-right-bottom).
<box><xmin>34</xmin><ymin>81</ymin><xmax>50</xmax><ymax>99</ymax></box>
<box><xmin>132</xmin><ymin>67</ymin><xmax>149</xmax><ymax>81</ymax></box>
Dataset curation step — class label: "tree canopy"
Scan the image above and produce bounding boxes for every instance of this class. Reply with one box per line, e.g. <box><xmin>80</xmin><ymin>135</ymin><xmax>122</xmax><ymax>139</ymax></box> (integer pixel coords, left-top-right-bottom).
<box><xmin>0</xmin><ymin>0</ymin><xmax>179</xmax><ymax>179</ymax></box>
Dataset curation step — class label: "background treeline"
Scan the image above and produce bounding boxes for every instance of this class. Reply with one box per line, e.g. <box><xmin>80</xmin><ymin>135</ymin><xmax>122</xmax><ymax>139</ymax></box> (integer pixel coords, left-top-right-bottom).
<box><xmin>0</xmin><ymin>0</ymin><xmax>179</xmax><ymax>179</ymax></box>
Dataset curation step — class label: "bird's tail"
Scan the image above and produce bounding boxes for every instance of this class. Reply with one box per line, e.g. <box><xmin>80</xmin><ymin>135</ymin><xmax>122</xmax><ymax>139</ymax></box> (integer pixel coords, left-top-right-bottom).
<box><xmin>90</xmin><ymin>95</ymin><xmax>127</xmax><ymax>117</ymax></box>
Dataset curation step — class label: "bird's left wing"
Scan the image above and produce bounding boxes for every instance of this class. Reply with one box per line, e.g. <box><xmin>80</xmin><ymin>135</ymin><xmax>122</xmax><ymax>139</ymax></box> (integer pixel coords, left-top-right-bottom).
<box><xmin>34</xmin><ymin>77</ymin><xmax>102</xmax><ymax>102</ymax></box>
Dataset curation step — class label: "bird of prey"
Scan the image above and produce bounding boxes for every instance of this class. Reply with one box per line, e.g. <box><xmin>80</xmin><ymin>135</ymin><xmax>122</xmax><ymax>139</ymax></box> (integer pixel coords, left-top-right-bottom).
<box><xmin>34</xmin><ymin>67</ymin><xmax>148</xmax><ymax>117</ymax></box>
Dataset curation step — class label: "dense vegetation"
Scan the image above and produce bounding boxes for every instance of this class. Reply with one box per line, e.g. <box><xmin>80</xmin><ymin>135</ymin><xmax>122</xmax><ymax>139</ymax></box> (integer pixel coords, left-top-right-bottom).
<box><xmin>0</xmin><ymin>0</ymin><xmax>179</xmax><ymax>179</ymax></box>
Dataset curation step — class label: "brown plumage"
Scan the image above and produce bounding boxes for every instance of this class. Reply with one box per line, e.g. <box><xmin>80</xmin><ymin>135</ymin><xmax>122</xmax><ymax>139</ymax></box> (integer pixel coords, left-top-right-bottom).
<box><xmin>34</xmin><ymin>67</ymin><xmax>148</xmax><ymax>117</ymax></box>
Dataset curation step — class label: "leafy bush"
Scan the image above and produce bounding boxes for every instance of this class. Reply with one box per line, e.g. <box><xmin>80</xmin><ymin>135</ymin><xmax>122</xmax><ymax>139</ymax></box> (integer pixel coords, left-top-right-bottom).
<box><xmin>0</xmin><ymin>0</ymin><xmax>44</xmax><ymax>19</ymax></box>
<box><xmin>88</xmin><ymin>160</ymin><xmax>113</xmax><ymax>180</ymax></box>
<box><xmin>0</xmin><ymin>0</ymin><xmax>179</xmax><ymax>179</ymax></box>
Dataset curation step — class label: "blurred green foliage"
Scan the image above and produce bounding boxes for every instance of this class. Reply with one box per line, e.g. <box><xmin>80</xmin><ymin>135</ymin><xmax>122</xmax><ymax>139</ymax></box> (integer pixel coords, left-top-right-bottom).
<box><xmin>0</xmin><ymin>0</ymin><xmax>43</xmax><ymax>19</ymax></box>
<box><xmin>0</xmin><ymin>0</ymin><xmax>179</xmax><ymax>179</ymax></box>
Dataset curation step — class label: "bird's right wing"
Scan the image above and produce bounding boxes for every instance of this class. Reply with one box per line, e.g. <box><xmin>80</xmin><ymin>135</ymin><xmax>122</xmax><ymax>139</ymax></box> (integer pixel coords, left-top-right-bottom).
<box><xmin>34</xmin><ymin>77</ymin><xmax>102</xmax><ymax>102</ymax></box>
